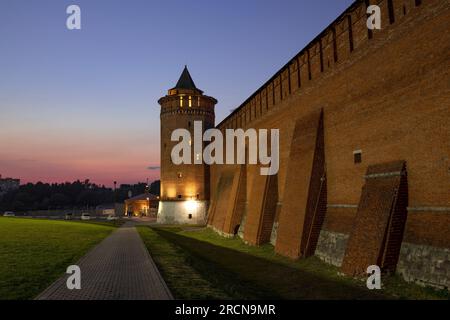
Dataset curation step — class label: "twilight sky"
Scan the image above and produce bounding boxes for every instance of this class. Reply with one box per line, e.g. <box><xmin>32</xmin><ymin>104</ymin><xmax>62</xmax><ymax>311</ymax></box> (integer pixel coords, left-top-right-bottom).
<box><xmin>0</xmin><ymin>0</ymin><xmax>353</xmax><ymax>187</ymax></box>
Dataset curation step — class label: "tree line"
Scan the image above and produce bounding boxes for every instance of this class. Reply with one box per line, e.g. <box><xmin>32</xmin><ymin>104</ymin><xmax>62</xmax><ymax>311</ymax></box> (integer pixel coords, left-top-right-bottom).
<box><xmin>0</xmin><ymin>179</ymin><xmax>160</xmax><ymax>212</ymax></box>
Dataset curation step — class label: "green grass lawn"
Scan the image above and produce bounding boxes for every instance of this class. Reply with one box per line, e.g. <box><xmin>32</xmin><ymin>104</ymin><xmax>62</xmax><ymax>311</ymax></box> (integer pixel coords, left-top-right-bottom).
<box><xmin>138</xmin><ymin>226</ymin><xmax>449</xmax><ymax>300</ymax></box>
<box><xmin>138</xmin><ymin>225</ymin><xmax>231</xmax><ymax>299</ymax></box>
<box><xmin>0</xmin><ymin>217</ymin><xmax>115</xmax><ymax>300</ymax></box>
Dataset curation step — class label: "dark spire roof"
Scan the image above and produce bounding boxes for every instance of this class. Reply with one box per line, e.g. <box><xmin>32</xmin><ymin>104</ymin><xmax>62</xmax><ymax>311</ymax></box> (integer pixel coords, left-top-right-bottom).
<box><xmin>174</xmin><ymin>66</ymin><xmax>197</xmax><ymax>90</ymax></box>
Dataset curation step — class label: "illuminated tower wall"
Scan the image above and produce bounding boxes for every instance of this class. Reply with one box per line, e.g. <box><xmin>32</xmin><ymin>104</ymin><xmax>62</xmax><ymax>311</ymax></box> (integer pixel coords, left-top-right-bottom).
<box><xmin>157</xmin><ymin>66</ymin><xmax>217</xmax><ymax>224</ymax></box>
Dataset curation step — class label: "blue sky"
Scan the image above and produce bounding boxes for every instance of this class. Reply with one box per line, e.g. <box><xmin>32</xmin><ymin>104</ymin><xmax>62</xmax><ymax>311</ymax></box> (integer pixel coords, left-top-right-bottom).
<box><xmin>0</xmin><ymin>0</ymin><xmax>354</xmax><ymax>186</ymax></box>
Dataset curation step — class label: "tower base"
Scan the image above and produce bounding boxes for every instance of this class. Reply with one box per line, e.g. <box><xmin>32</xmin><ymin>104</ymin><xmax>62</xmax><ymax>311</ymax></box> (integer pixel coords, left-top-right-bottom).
<box><xmin>157</xmin><ymin>200</ymin><xmax>209</xmax><ymax>225</ymax></box>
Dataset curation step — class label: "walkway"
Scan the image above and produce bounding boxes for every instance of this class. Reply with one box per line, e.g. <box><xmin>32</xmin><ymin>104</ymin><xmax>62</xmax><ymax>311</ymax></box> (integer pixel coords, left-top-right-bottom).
<box><xmin>37</xmin><ymin>221</ymin><xmax>172</xmax><ymax>300</ymax></box>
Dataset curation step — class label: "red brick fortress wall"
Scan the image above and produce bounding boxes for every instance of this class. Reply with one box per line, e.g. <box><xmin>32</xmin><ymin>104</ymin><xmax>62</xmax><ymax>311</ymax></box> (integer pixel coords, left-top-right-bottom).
<box><xmin>208</xmin><ymin>0</ymin><xmax>450</xmax><ymax>288</ymax></box>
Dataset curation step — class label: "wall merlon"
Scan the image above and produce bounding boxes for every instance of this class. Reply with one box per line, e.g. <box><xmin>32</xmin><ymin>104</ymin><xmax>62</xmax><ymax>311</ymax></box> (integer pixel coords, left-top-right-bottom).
<box><xmin>217</xmin><ymin>0</ymin><xmax>431</xmax><ymax>130</ymax></box>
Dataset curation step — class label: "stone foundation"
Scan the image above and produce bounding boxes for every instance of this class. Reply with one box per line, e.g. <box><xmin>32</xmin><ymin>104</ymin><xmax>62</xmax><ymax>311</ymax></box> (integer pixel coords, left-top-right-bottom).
<box><xmin>208</xmin><ymin>225</ymin><xmax>234</xmax><ymax>238</ymax></box>
<box><xmin>157</xmin><ymin>200</ymin><xmax>208</xmax><ymax>225</ymax></box>
<box><xmin>315</xmin><ymin>232</ymin><xmax>450</xmax><ymax>290</ymax></box>
<box><xmin>237</xmin><ymin>207</ymin><xmax>248</xmax><ymax>239</ymax></box>
<box><xmin>397</xmin><ymin>242</ymin><xmax>450</xmax><ymax>290</ymax></box>
<box><xmin>315</xmin><ymin>230</ymin><xmax>349</xmax><ymax>267</ymax></box>
<box><xmin>270</xmin><ymin>222</ymin><xmax>278</xmax><ymax>246</ymax></box>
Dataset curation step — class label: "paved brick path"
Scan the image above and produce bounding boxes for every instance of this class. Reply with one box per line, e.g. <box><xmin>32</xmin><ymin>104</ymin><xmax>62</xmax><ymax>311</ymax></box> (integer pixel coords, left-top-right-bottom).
<box><xmin>37</xmin><ymin>222</ymin><xmax>172</xmax><ymax>300</ymax></box>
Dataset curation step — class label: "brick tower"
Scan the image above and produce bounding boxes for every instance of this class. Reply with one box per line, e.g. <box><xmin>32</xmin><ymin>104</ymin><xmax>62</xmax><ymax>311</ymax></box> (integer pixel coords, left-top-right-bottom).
<box><xmin>157</xmin><ymin>66</ymin><xmax>217</xmax><ymax>224</ymax></box>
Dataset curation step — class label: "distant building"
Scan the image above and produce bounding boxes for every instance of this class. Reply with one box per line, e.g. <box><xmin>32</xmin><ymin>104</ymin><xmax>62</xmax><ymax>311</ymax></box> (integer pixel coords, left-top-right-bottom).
<box><xmin>0</xmin><ymin>174</ymin><xmax>20</xmax><ymax>197</ymax></box>
<box><xmin>124</xmin><ymin>192</ymin><xmax>159</xmax><ymax>217</ymax></box>
<box><xmin>95</xmin><ymin>203</ymin><xmax>125</xmax><ymax>216</ymax></box>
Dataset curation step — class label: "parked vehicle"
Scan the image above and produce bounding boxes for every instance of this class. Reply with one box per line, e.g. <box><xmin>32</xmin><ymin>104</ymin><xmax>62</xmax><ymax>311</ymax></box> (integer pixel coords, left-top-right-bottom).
<box><xmin>106</xmin><ymin>215</ymin><xmax>118</xmax><ymax>221</ymax></box>
<box><xmin>65</xmin><ymin>213</ymin><xmax>73</xmax><ymax>220</ymax></box>
<box><xmin>81</xmin><ymin>213</ymin><xmax>91</xmax><ymax>220</ymax></box>
<box><xmin>3</xmin><ymin>211</ymin><xmax>15</xmax><ymax>217</ymax></box>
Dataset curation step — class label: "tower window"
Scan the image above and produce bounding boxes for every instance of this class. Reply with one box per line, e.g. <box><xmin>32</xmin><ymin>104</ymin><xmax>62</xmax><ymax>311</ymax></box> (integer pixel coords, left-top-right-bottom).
<box><xmin>180</xmin><ymin>96</ymin><xmax>183</xmax><ymax>107</ymax></box>
<box><xmin>197</xmin><ymin>96</ymin><xmax>200</xmax><ymax>106</ymax></box>
<box><xmin>353</xmin><ymin>150</ymin><xmax>362</xmax><ymax>164</ymax></box>
<box><xmin>188</xmin><ymin>96</ymin><xmax>192</xmax><ymax>107</ymax></box>
<box><xmin>188</xmin><ymin>214</ymin><xmax>192</xmax><ymax>219</ymax></box>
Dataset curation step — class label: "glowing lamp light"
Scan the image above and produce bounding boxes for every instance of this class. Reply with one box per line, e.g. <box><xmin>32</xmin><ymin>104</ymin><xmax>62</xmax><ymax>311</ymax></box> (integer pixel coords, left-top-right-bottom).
<box><xmin>184</xmin><ymin>200</ymin><xmax>199</xmax><ymax>212</ymax></box>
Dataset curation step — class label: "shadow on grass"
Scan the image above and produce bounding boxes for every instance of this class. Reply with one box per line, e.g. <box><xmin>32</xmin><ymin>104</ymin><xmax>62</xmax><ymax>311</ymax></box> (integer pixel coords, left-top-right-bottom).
<box><xmin>153</xmin><ymin>228</ymin><xmax>386</xmax><ymax>300</ymax></box>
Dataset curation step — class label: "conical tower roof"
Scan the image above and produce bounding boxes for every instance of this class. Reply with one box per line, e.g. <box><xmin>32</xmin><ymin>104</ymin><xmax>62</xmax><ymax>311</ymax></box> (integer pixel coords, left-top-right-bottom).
<box><xmin>169</xmin><ymin>66</ymin><xmax>203</xmax><ymax>94</ymax></box>
<box><xmin>174</xmin><ymin>66</ymin><xmax>197</xmax><ymax>90</ymax></box>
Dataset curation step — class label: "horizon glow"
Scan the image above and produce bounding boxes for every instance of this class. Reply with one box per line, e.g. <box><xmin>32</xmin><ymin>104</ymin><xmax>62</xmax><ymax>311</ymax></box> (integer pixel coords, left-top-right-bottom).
<box><xmin>0</xmin><ymin>0</ymin><xmax>353</xmax><ymax>187</ymax></box>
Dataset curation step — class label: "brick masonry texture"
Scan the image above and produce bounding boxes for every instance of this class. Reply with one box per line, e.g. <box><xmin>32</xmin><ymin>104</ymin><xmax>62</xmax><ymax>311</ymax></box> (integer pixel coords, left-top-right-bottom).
<box><xmin>403</xmin><ymin>211</ymin><xmax>450</xmax><ymax>248</ymax></box>
<box><xmin>244</xmin><ymin>173</ymin><xmax>279</xmax><ymax>245</ymax></box>
<box><xmin>204</xmin><ymin>0</ymin><xmax>449</xmax><ymax>288</ymax></box>
<box><xmin>275</xmin><ymin>110</ymin><xmax>323</xmax><ymax>258</ymax></box>
<box><xmin>341</xmin><ymin>161</ymin><xmax>407</xmax><ymax>276</ymax></box>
